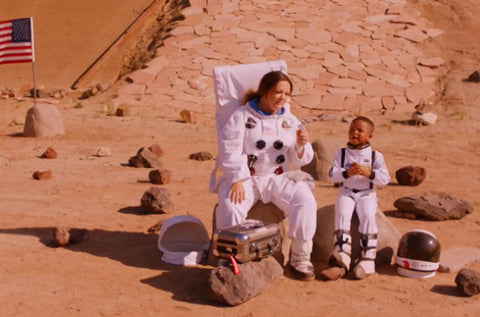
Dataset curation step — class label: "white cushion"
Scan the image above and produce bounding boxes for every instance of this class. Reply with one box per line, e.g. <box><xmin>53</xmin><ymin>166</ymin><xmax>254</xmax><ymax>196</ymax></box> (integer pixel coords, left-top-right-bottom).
<box><xmin>212</xmin><ymin>60</ymin><xmax>288</xmax><ymax>128</ymax></box>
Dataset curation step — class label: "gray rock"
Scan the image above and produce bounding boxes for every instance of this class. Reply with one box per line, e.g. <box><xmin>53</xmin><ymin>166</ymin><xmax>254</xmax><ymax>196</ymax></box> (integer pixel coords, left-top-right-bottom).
<box><xmin>411</xmin><ymin>111</ymin><xmax>437</xmax><ymax>125</ymax></box>
<box><xmin>129</xmin><ymin>147</ymin><xmax>164</xmax><ymax>168</ymax></box>
<box><xmin>148</xmin><ymin>169</ymin><xmax>171</xmax><ymax>185</ymax></box>
<box><xmin>312</xmin><ymin>204</ymin><xmax>400</xmax><ymax>267</ymax></box>
<box><xmin>23</xmin><ymin>103</ymin><xmax>65</xmax><ymax>137</ymax></box>
<box><xmin>395</xmin><ymin>165</ymin><xmax>426</xmax><ymax>186</ymax></box>
<box><xmin>394</xmin><ymin>192</ymin><xmax>473</xmax><ymax>221</ymax></box>
<box><xmin>189</xmin><ymin>151</ymin><xmax>214</xmax><ymax>161</ymax></box>
<box><xmin>209</xmin><ymin>256</ymin><xmax>283</xmax><ymax>306</ymax></box>
<box><xmin>140</xmin><ymin>186</ymin><xmax>173</xmax><ymax>214</ymax></box>
<box><xmin>301</xmin><ymin>138</ymin><xmax>341</xmax><ymax>182</ymax></box>
<box><xmin>455</xmin><ymin>269</ymin><xmax>480</xmax><ymax>297</ymax></box>
<box><xmin>439</xmin><ymin>247</ymin><xmax>480</xmax><ymax>273</ymax></box>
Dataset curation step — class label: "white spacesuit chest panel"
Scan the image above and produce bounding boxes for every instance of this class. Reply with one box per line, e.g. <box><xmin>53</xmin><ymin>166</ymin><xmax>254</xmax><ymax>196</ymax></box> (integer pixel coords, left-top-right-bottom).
<box><xmin>343</xmin><ymin>147</ymin><xmax>373</xmax><ymax>188</ymax></box>
<box><xmin>243</xmin><ymin>109</ymin><xmax>297</xmax><ymax>176</ymax></box>
<box><xmin>344</xmin><ymin>147</ymin><xmax>373</xmax><ymax>171</ymax></box>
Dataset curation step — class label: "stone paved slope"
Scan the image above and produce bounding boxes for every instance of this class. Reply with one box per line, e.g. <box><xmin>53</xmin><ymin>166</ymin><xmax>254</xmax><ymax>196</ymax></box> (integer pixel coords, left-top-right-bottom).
<box><xmin>115</xmin><ymin>0</ymin><xmax>446</xmax><ymax>117</ymax></box>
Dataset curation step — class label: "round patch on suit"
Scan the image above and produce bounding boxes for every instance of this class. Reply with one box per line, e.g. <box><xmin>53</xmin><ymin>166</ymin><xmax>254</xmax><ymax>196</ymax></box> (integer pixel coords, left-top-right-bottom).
<box><xmin>256</xmin><ymin>140</ymin><xmax>266</xmax><ymax>149</ymax></box>
<box><xmin>273</xmin><ymin>140</ymin><xmax>283</xmax><ymax>150</ymax></box>
<box><xmin>245</xmin><ymin>117</ymin><xmax>257</xmax><ymax>129</ymax></box>
<box><xmin>274</xmin><ymin>166</ymin><xmax>283</xmax><ymax>175</ymax></box>
<box><xmin>276</xmin><ymin>155</ymin><xmax>285</xmax><ymax>164</ymax></box>
<box><xmin>281</xmin><ymin>120</ymin><xmax>291</xmax><ymax>129</ymax></box>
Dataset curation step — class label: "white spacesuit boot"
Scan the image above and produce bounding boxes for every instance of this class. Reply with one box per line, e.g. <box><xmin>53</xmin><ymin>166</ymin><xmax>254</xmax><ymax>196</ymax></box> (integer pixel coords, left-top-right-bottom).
<box><xmin>289</xmin><ymin>239</ymin><xmax>315</xmax><ymax>281</ymax></box>
<box><xmin>329</xmin><ymin>229</ymin><xmax>352</xmax><ymax>270</ymax></box>
<box><xmin>353</xmin><ymin>233</ymin><xmax>377</xmax><ymax>279</ymax></box>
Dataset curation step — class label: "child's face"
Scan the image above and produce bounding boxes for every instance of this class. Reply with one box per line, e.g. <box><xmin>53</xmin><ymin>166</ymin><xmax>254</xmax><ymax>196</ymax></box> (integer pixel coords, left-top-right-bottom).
<box><xmin>348</xmin><ymin>119</ymin><xmax>373</xmax><ymax>147</ymax></box>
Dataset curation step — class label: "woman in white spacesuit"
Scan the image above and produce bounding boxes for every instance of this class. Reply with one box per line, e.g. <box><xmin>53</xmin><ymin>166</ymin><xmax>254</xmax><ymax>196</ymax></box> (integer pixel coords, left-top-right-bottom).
<box><xmin>213</xmin><ymin>71</ymin><xmax>317</xmax><ymax>281</ymax></box>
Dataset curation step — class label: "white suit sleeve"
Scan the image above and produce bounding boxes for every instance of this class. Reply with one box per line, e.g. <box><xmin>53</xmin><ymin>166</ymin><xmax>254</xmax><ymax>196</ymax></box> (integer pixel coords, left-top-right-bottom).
<box><xmin>288</xmin><ymin>141</ymin><xmax>314</xmax><ymax>169</ymax></box>
<box><xmin>217</xmin><ymin>109</ymin><xmax>251</xmax><ymax>184</ymax></box>
<box><xmin>328</xmin><ymin>149</ymin><xmax>346</xmax><ymax>183</ymax></box>
<box><xmin>370</xmin><ymin>151</ymin><xmax>390</xmax><ymax>186</ymax></box>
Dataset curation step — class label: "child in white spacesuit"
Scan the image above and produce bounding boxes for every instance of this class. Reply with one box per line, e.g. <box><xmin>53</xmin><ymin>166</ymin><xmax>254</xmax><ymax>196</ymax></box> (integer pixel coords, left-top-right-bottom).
<box><xmin>212</xmin><ymin>71</ymin><xmax>318</xmax><ymax>281</ymax></box>
<box><xmin>324</xmin><ymin>116</ymin><xmax>390</xmax><ymax>280</ymax></box>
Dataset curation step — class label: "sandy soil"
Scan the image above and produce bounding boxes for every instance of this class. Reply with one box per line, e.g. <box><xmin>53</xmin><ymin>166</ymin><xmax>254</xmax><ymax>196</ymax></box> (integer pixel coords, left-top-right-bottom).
<box><xmin>0</xmin><ymin>0</ymin><xmax>480</xmax><ymax>316</ymax></box>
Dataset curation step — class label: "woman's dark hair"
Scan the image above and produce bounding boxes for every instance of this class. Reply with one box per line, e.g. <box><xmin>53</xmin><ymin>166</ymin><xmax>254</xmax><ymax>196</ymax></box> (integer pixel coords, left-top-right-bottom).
<box><xmin>242</xmin><ymin>71</ymin><xmax>293</xmax><ymax>105</ymax></box>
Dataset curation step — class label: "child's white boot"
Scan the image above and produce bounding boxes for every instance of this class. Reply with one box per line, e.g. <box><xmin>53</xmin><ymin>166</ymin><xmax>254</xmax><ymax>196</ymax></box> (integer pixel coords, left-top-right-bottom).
<box><xmin>353</xmin><ymin>233</ymin><xmax>377</xmax><ymax>279</ymax></box>
<box><xmin>331</xmin><ymin>229</ymin><xmax>352</xmax><ymax>270</ymax></box>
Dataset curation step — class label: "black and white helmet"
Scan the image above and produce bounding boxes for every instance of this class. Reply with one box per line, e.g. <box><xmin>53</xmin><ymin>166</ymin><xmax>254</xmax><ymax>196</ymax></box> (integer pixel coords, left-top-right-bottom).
<box><xmin>395</xmin><ymin>229</ymin><xmax>441</xmax><ymax>278</ymax></box>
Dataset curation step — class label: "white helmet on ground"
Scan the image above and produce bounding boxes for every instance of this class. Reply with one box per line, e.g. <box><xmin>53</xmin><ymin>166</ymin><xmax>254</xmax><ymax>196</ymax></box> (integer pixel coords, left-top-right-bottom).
<box><xmin>395</xmin><ymin>229</ymin><xmax>441</xmax><ymax>278</ymax></box>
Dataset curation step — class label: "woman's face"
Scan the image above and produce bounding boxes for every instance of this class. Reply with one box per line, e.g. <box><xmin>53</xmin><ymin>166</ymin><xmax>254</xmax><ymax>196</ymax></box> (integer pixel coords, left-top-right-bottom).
<box><xmin>260</xmin><ymin>80</ymin><xmax>291</xmax><ymax>114</ymax></box>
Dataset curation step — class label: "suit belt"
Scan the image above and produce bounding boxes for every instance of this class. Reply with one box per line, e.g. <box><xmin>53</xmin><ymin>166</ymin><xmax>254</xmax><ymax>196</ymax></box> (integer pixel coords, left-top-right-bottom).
<box><xmin>344</xmin><ymin>187</ymin><xmax>370</xmax><ymax>193</ymax></box>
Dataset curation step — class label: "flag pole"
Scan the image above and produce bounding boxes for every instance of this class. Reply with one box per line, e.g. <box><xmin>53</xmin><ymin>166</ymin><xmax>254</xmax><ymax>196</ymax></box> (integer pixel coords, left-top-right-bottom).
<box><xmin>30</xmin><ymin>17</ymin><xmax>36</xmax><ymax>106</ymax></box>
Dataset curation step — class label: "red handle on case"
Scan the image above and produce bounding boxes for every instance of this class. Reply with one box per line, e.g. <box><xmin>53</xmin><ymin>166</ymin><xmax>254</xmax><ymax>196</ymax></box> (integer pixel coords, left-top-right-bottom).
<box><xmin>229</xmin><ymin>255</ymin><xmax>240</xmax><ymax>275</ymax></box>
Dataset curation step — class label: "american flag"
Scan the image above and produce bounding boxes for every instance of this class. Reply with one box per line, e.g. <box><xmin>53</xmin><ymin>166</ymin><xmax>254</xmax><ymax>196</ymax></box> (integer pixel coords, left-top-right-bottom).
<box><xmin>0</xmin><ymin>18</ymin><xmax>34</xmax><ymax>65</ymax></box>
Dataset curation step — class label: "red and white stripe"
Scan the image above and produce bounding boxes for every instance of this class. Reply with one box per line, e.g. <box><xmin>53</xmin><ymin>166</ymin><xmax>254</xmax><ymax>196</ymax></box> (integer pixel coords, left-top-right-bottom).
<box><xmin>0</xmin><ymin>19</ymin><xmax>34</xmax><ymax>65</ymax></box>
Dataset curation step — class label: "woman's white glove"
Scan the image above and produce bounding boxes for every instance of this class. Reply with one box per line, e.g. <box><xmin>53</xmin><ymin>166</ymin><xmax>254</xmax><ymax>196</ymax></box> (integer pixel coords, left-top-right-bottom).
<box><xmin>283</xmin><ymin>170</ymin><xmax>315</xmax><ymax>189</ymax></box>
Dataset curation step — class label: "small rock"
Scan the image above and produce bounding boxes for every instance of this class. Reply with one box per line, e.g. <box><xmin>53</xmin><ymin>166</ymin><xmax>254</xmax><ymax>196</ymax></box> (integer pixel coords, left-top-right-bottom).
<box><xmin>32</xmin><ymin>170</ymin><xmax>52</xmax><ymax>180</ymax></box>
<box><xmin>149</xmin><ymin>169</ymin><xmax>172</xmax><ymax>185</ymax></box>
<box><xmin>53</xmin><ymin>227</ymin><xmax>70</xmax><ymax>246</ymax></box>
<box><xmin>465</xmin><ymin>70</ymin><xmax>480</xmax><ymax>83</ymax></box>
<box><xmin>53</xmin><ymin>227</ymin><xmax>87</xmax><ymax>247</ymax></box>
<box><xmin>148</xmin><ymin>143</ymin><xmax>164</xmax><ymax>157</ymax></box>
<box><xmin>10</xmin><ymin>116</ymin><xmax>25</xmax><ymax>126</ymax></box>
<box><xmin>395</xmin><ymin>166</ymin><xmax>426</xmax><ymax>186</ymax></box>
<box><xmin>140</xmin><ymin>187</ymin><xmax>174</xmax><ymax>214</ymax></box>
<box><xmin>116</xmin><ymin>105</ymin><xmax>130</xmax><ymax>117</ymax></box>
<box><xmin>180</xmin><ymin>110</ymin><xmax>196</xmax><ymax>123</ymax></box>
<box><xmin>40</xmin><ymin>147</ymin><xmax>57</xmax><ymax>159</ymax></box>
<box><xmin>96</xmin><ymin>147</ymin><xmax>112</xmax><ymax>157</ymax></box>
<box><xmin>189</xmin><ymin>151</ymin><xmax>214</xmax><ymax>161</ymax></box>
<box><xmin>411</xmin><ymin>111</ymin><xmax>437</xmax><ymax>125</ymax></box>
<box><xmin>318</xmin><ymin>266</ymin><xmax>346</xmax><ymax>281</ymax></box>
<box><xmin>455</xmin><ymin>269</ymin><xmax>480</xmax><ymax>297</ymax></box>
<box><xmin>129</xmin><ymin>147</ymin><xmax>164</xmax><ymax>168</ymax></box>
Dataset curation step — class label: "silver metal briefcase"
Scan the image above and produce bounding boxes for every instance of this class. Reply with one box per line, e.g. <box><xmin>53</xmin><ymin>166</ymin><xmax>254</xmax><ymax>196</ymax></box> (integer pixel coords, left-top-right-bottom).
<box><xmin>212</xmin><ymin>219</ymin><xmax>282</xmax><ymax>263</ymax></box>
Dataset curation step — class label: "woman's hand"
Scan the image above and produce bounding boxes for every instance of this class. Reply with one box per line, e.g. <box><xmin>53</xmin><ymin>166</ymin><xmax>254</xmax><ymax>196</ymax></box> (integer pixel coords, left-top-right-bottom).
<box><xmin>296</xmin><ymin>127</ymin><xmax>309</xmax><ymax>157</ymax></box>
<box><xmin>229</xmin><ymin>181</ymin><xmax>245</xmax><ymax>204</ymax></box>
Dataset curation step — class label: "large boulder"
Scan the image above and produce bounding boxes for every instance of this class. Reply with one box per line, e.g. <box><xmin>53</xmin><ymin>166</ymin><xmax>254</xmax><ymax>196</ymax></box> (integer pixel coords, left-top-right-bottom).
<box><xmin>301</xmin><ymin>138</ymin><xmax>341</xmax><ymax>181</ymax></box>
<box><xmin>394</xmin><ymin>192</ymin><xmax>473</xmax><ymax>220</ymax></box>
<box><xmin>23</xmin><ymin>103</ymin><xmax>65</xmax><ymax>137</ymax></box>
<box><xmin>311</xmin><ymin>204</ymin><xmax>400</xmax><ymax>267</ymax></box>
<box><xmin>208</xmin><ymin>256</ymin><xmax>283</xmax><ymax>306</ymax></box>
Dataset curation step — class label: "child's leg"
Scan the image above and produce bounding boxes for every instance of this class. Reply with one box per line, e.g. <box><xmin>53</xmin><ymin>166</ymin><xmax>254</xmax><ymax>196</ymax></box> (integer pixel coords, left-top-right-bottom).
<box><xmin>332</xmin><ymin>189</ymin><xmax>356</xmax><ymax>270</ymax></box>
<box><xmin>353</xmin><ymin>192</ymin><xmax>378</xmax><ymax>278</ymax></box>
<box><xmin>216</xmin><ymin>178</ymin><xmax>258</xmax><ymax>229</ymax></box>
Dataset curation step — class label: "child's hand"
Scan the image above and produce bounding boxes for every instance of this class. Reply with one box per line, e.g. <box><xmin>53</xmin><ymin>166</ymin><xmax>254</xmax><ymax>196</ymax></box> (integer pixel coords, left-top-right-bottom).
<box><xmin>347</xmin><ymin>162</ymin><xmax>371</xmax><ymax>177</ymax></box>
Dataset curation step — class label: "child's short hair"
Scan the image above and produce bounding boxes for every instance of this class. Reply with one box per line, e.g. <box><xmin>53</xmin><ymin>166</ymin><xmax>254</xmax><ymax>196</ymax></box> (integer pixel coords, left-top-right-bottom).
<box><xmin>352</xmin><ymin>116</ymin><xmax>374</xmax><ymax>131</ymax></box>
